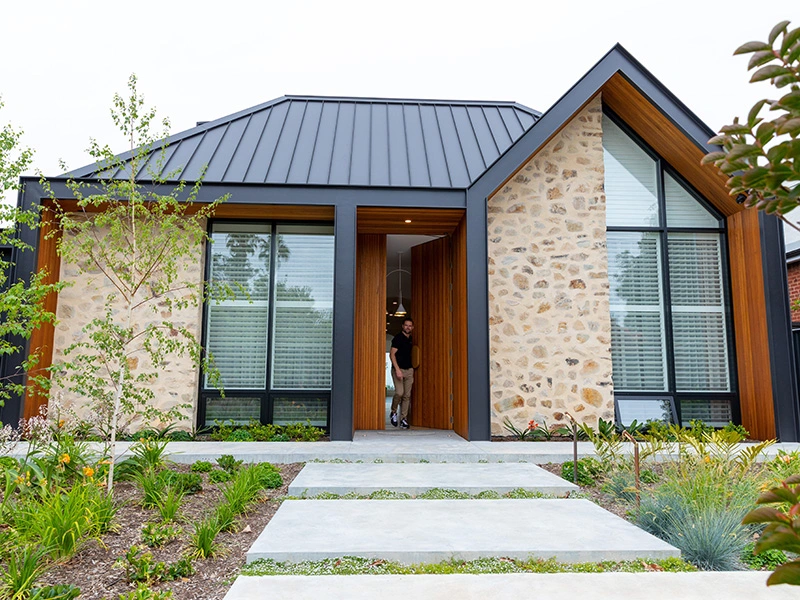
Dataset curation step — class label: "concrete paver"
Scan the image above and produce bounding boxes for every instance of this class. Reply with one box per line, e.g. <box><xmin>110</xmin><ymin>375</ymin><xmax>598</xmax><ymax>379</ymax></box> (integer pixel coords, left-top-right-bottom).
<box><xmin>225</xmin><ymin>572</ymin><xmax>798</xmax><ymax>600</ymax></box>
<box><xmin>287</xmin><ymin>462</ymin><xmax>579</xmax><ymax>496</ymax></box>
<box><xmin>246</xmin><ymin>499</ymin><xmax>679</xmax><ymax>564</ymax></box>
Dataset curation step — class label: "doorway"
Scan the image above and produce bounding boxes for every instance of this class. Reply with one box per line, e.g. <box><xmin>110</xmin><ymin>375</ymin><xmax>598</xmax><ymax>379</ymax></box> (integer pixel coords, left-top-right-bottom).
<box><xmin>353</xmin><ymin>208</ymin><xmax>468</xmax><ymax>437</ymax></box>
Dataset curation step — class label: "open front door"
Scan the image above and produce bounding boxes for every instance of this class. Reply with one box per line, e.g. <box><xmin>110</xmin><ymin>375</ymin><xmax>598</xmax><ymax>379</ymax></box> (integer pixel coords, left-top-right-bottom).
<box><xmin>410</xmin><ymin>236</ymin><xmax>452</xmax><ymax>429</ymax></box>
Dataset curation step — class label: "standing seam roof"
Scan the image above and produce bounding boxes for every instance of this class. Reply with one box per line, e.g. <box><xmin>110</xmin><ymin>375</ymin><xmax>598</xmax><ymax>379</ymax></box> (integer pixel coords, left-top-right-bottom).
<box><xmin>65</xmin><ymin>96</ymin><xmax>540</xmax><ymax>189</ymax></box>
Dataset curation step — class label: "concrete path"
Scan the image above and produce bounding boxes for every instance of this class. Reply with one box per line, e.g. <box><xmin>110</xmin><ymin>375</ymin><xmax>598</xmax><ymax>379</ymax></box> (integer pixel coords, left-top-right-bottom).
<box><xmin>9</xmin><ymin>431</ymin><xmax>789</xmax><ymax>465</ymax></box>
<box><xmin>247</xmin><ymin>499</ymin><xmax>679</xmax><ymax>564</ymax></box>
<box><xmin>225</xmin><ymin>572</ymin><xmax>798</xmax><ymax>599</ymax></box>
<box><xmin>287</xmin><ymin>462</ymin><xmax>579</xmax><ymax>496</ymax></box>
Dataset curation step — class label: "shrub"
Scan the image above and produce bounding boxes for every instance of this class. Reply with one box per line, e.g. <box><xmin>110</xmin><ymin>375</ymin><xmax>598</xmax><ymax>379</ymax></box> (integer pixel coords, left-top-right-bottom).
<box><xmin>741</xmin><ymin>542</ymin><xmax>788</xmax><ymax>571</ymax></box>
<box><xmin>216</xmin><ymin>455</ymin><xmax>243</xmax><ymax>474</ymax></box>
<box><xmin>158</xmin><ymin>471</ymin><xmax>202</xmax><ymax>495</ymax></box>
<box><xmin>190</xmin><ymin>460</ymin><xmax>213</xmax><ymax>473</ymax></box>
<box><xmin>561</xmin><ymin>458</ymin><xmax>603</xmax><ymax>486</ymax></box>
<box><xmin>140</xmin><ymin>522</ymin><xmax>181</xmax><ymax>548</ymax></box>
<box><xmin>281</xmin><ymin>422</ymin><xmax>324</xmax><ymax>441</ymax></box>
<box><xmin>253</xmin><ymin>463</ymin><xmax>282</xmax><ymax>489</ymax></box>
<box><xmin>0</xmin><ymin>545</ymin><xmax>50</xmax><ymax>600</ymax></box>
<box><xmin>116</xmin><ymin>546</ymin><xmax>194</xmax><ymax>583</ymax></box>
<box><xmin>227</xmin><ymin>429</ymin><xmax>254</xmax><ymax>442</ymax></box>
<box><xmin>29</xmin><ymin>585</ymin><xmax>81</xmax><ymax>600</ymax></box>
<box><xmin>208</xmin><ymin>469</ymin><xmax>233</xmax><ymax>484</ymax></box>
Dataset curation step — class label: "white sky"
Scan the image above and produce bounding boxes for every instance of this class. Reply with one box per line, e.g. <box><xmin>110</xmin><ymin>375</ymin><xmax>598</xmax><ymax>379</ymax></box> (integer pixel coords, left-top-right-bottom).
<box><xmin>1</xmin><ymin>1</ymin><xmax>797</xmax><ymax>233</ymax></box>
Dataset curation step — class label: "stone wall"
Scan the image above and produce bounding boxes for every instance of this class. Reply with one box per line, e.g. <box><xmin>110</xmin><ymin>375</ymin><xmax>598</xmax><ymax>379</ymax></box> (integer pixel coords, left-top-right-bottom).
<box><xmin>487</xmin><ymin>95</ymin><xmax>614</xmax><ymax>435</ymax></box>
<box><xmin>50</xmin><ymin>221</ymin><xmax>206</xmax><ymax>432</ymax></box>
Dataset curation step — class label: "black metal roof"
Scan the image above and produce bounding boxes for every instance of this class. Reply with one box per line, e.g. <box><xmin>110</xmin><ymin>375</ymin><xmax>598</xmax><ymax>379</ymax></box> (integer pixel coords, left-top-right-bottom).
<box><xmin>65</xmin><ymin>96</ymin><xmax>540</xmax><ymax>189</ymax></box>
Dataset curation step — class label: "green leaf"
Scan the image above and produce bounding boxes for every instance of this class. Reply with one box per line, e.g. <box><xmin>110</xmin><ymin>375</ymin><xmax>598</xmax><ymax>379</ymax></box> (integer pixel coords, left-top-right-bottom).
<box><xmin>702</xmin><ymin>151</ymin><xmax>726</xmax><ymax>165</ymax></box>
<box><xmin>734</xmin><ymin>40</ymin><xmax>772</xmax><ymax>55</ymax></box>
<box><xmin>748</xmin><ymin>50</ymin><xmax>777</xmax><ymax>70</ymax></box>
<box><xmin>756</xmin><ymin>121</ymin><xmax>776</xmax><ymax>145</ymax></box>
<box><xmin>774</xmin><ymin>74</ymin><xmax>800</xmax><ymax>89</ymax></box>
<box><xmin>719</xmin><ymin>123</ymin><xmax>752</xmax><ymax>135</ymax></box>
<box><xmin>767</xmin><ymin>559</ymin><xmax>800</xmax><ymax>586</ymax></box>
<box><xmin>768</xmin><ymin>21</ymin><xmax>790</xmax><ymax>46</ymax></box>
<box><xmin>751</xmin><ymin>65</ymin><xmax>793</xmax><ymax>83</ymax></box>
<box><xmin>726</xmin><ymin>144</ymin><xmax>762</xmax><ymax>161</ymax></box>
<box><xmin>777</xmin><ymin>118</ymin><xmax>800</xmax><ymax>136</ymax></box>
<box><xmin>781</xmin><ymin>26</ymin><xmax>800</xmax><ymax>55</ymax></box>
<box><xmin>748</xmin><ymin>99</ymin><xmax>768</xmax><ymax>127</ymax></box>
<box><xmin>788</xmin><ymin>42</ymin><xmax>800</xmax><ymax>64</ymax></box>
<box><xmin>742</xmin><ymin>506</ymin><xmax>788</xmax><ymax>524</ymax></box>
<box><xmin>776</xmin><ymin>91</ymin><xmax>800</xmax><ymax>111</ymax></box>
<box><xmin>767</xmin><ymin>144</ymin><xmax>790</xmax><ymax>163</ymax></box>
<box><xmin>742</xmin><ymin>166</ymin><xmax>770</xmax><ymax>188</ymax></box>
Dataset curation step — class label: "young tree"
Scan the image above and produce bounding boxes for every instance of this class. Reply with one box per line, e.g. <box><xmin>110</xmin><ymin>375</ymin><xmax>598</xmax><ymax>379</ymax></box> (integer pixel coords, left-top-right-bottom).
<box><xmin>703</xmin><ymin>21</ymin><xmax>800</xmax><ymax>219</ymax></box>
<box><xmin>50</xmin><ymin>75</ymin><xmax>227</xmax><ymax>493</ymax></box>
<box><xmin>0</xmin><ymin>99</ymin><xmax>61</xmax><ymax>418</ymax></box>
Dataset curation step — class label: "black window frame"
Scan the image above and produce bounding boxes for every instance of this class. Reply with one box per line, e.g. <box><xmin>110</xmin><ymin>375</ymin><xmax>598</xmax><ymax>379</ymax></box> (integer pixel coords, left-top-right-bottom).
<box><xmin>603</xmin><ymin>107</ymin><xmax>740</xmax><ymax>427</ymax></box>
<box><xmin>197</xmin><ymin>218</ymin><xmax>334</xmax><ymax>431</ymax></box>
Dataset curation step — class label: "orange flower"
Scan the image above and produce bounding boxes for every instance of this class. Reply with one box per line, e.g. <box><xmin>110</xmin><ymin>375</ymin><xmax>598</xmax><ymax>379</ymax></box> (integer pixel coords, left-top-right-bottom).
<box><xmin>58</xmin><ymin>453</ymin><xmax>71</xmax><ymax>464</ymax></box>
<box><xmin>528</xmin><ymin>420</ymin><xmax>539</xmax><ymax>430</ymax></box>
<box><xmin>82</xmin><ymin>466</ymin><xmax>95</xmax><ymax>478</ymax></box>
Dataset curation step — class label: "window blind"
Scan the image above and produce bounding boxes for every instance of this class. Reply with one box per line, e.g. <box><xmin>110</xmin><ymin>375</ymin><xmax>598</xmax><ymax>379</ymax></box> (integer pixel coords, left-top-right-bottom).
<box><xmin>205</xmin><ymin>224</ymin><xmax>271</xmax><ymax>389</ymax></box>
<box><xmin>602</xmin><ymin>115</ymin><xmax>660</xmax><ymax>228</ymax></box>
<box><xmin>665</xmin><ymin>173</ymin><xmax>720</xmax><ymax>228</ymax></box>
<box><xmin>271</xmin><ymin>226</ymin><xmax>335</xmax><ymax>389</ymax></box>
<box><xmin>668</xmin><ymin>233</ymin><xmax>730</xmax><ymax>392</ymax></box>
<box><xmin>608</xmin><ymin>232</ymin><xmax>668</xmax><ymax>391</ymax></box>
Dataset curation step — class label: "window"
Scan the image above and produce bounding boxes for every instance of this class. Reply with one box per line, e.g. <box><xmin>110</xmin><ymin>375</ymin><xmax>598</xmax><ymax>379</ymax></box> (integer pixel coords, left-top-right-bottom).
<box><xmin>603</xmin><ymin>112</ymin><xmax>736</xmax><ymax>426</ymax></box>
<box><xmin>201</xmin><ymin>222</ymin><xmax>334</xmax><ymax>427</ymax></box>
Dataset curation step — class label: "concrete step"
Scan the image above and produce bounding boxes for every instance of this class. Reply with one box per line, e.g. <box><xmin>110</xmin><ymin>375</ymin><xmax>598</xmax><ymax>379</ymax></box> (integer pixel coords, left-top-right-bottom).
<box><xmin>246</xmin><ymin>499</ymin><xmax>679</xmax><ymax>564</ymax></box>
<box><xmin>225</xmin><ymin>573</ymin><xmax>797</xmax><ymax>600</ymax></box>
<box><xmin>287</xmin><ymin>462</ymin><xmax>579</xmax><ymax>497</ymax></box>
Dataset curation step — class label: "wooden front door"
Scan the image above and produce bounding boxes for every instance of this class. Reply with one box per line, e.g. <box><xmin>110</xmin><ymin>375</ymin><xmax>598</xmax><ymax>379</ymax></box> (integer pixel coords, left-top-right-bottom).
<box><xmin>353</xmin><ymin>233</ymin><xmax>386</xmax><ymax>430</ymax></box>
<box><xmin>410</xmin><ymin>236</ymin><xmax>452</xmax><ymax>429</ymax></box>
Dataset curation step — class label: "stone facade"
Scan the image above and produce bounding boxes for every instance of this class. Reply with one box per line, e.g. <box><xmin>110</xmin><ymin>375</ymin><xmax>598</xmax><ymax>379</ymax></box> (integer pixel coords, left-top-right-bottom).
<box><xmin>50</xmin><ymin>221</ymin><xmax>206</xmax><ymax>431</ymax></box>
<box><xmin>487</xmin><ymin>95</ymin><xmax>614</xmax><ymax>435</ymax></box>
<box><xmin>788</xmin><ymin>260</ymin><xmax>800</xmax><ymax>320</ymax></box>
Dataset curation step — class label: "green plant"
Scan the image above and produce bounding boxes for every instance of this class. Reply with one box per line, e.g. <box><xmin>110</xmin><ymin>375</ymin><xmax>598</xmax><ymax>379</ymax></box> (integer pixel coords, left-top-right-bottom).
<box><xmin>210</xmin><ymin>421</ymin><xmax>235</xmax><ymax>441</ymax></box>
<box><xmin>208</xmin><ymin>469</ymin><xmax>233</xmax><ymax>484</ymax></box>
<box><xmin>129</xmin><ymin>438</ymin><xmax>170</xmax><ymax>473</ymax></box>
<box><xmin>216</xmin><ymin>455</ymin><xmax>243</xmax><ymax>474</ymax></box>
<box><xmin>561</xmin><ymin>458</ymin><xmax>603</xmax><ymax>487</ymax></box>
<box><xmin>253</xmin><ymin>463</ymin><xmax>283</xmax><ymax>489</ymax></box>
<box><xmin>0</xmin><ymin>545</ymin><xmax>50</xmax><ymax>600</ymax></box>
<box><xmin>501</xmin><ymin>416</ymin><xmax>540</xmax><ymax>441</ymax></box>
<box><xmin>29</xmin><ymin>585</ymin><xmax>81</xmax><ymax>600</ymax></box>
<box><xmin>766</xmin><ymin>449</ymin><xmax>800</xmax><ymax>483</ymax></box>
<box><xmin>154</xmin><ymin>486</ymin><xmax>184</xmax><ymax>522</ymax></box>
<box><xmin>703</xmin><ymin>21</ymin><xmax>800</xmax><ymax>214</ymax></box>
<box><xmin>140</xmin><ymin>522</ymin><xmax>181</xmax><ymax>548</ymax></box>
<box><xmin>281</xmin><ymin>422</ymin><xmax>325</xmax><ymax>441</ymax></box>
<box><xmin>158</xmin><ymin>470</ymin><xmax>202</xmax><ymax>495</ymax></box>
<box><xmin>134</xmin><ymin>469</ymin><xmax>165</xmax><ymax>509</ymax></box>
<box><xmin>220</xmin><ymin>468</ymin><xmax>262</xmax><ymax>513</ymax></box>
<box><xmin>722</xmin><ymin>422</ymin><xmax>750</xmax><ymax>438</ymax></box>
<box><xmin>742</xmin><ymin>474</ymin><xmax>800</xmax><ymax>585</ymax></box>
<box><xmin>117</xmin><ymin>584</ymin><xmax>173</xmax><ymax>600</ymax></box>
<box><xmin>187</xmin><ymin>518</ymin><xmax>222</xmax><ymax>559</ymax></box>
<box><xmin>741</xmin><ymin>542</ymin><xmax>788</xmax><ymax>571</ymax></box>
<box><xmin>48</xmin><ymin>74</ymin><xmax>229</xmax><ymax>494</ymax></box>
<box><xmin>190</xmin><ymin>460</ymin><xmax>213</xmax><ymax>473</ymax></box>
<box><xmin>212</xmin><ymin>502</ymin><xmax>237</xmax><ymax>532</ymax></box>
<box><xmin>116</xmin><ymin>546</ymin><xmax>194</xmax><ymax>583</ymax></box>
<box><xmin>246</xmin><ymin>421</ymin><xmax>280</xmax><ymax>441</ymax></box>
<box><xmin>227</xmin><ymin>428</ymin><xmax>254</xmax><ymax>442</ymax></box>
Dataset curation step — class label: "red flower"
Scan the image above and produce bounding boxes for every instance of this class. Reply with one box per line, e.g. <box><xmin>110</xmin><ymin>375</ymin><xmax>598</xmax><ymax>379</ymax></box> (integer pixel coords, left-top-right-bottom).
<box><xmin>528</xmin><ymin>420</ymin><xmax>539</xmax><ymax>430</ymax></box>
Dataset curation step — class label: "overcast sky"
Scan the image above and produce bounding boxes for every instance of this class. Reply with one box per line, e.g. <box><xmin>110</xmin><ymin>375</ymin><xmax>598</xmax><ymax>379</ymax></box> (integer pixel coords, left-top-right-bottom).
<box><xmin>1</xmin><ymin>1</ymin><xmax>796</xmax><ymax>230</ymax></box>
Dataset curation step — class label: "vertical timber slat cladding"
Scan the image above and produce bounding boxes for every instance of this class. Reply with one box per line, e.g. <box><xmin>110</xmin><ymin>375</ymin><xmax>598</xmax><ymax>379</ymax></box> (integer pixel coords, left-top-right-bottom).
<box><xmin>410</xmin><ymin>236</ymin><xmax>453</xmax><ymax>429</ymax></box>
<box><xmin>487</xmin><ymin>97</ymin><xmax>613</xmax><ymax>435</ymax></box>
<box><xmin>353</xmin><ymin>234</ymin><xmax>387</xmax><ymax>430</ymax></box>
<box><xmin>728</xmin><ymin>209</ymin><xmax>775</xmax><ymax>440</ymax></box>
<box><xmin>24</xmin><ymin>204</ymin><xmax>62</xmax><ymax>419</ymax></box>
<box><xmin>452</xmin><ymin>217</ymin><xmax>469</xmax><ymax>438</ymax></box>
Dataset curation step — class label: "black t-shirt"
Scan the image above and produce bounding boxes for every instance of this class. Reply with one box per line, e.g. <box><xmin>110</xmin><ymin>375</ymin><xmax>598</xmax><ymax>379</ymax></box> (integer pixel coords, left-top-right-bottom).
<box><xmin>391</xmin><ymin>332</ymin><xmax>413</xmax><ymax>369</ymax></box>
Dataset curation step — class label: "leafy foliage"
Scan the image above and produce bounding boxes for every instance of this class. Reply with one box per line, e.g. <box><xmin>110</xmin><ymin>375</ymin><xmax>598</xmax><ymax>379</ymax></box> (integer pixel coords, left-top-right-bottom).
<box><xmin>703</xmin><ymin>21</ymin><xmax>800</xmax><ymax>214</ymax></box>
<box><xmin>742</xmin><ymin>474</ymin><xmax>800</xmax><ymax>585</ymax></box>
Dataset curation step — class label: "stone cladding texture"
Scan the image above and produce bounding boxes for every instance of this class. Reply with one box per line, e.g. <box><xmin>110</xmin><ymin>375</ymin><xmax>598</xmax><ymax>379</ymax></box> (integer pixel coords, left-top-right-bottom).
<box><xmin>50</xmin><ymin>222</ymin><xmax>206</xmax><ymax>431</ymax></box>
<box><xmin>788</xmin><ymin>261</ymin><xmax>800</xmax><ymax>319</ymax></box>
<box><xmin>487</xmin><ymin>96</ymin><xmax>614</xmax><ymax>435</ymax></box>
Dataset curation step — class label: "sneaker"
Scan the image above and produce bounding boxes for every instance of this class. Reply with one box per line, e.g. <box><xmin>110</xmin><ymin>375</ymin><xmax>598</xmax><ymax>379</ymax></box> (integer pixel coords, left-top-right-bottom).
<box><xmin>400</xmin><ymin>419</ymin><xmax>409</xmax><ymax>429</ymax></box>
<box><xmin>390</xmin><ymin>412</ymin><xmax>398</xmax><ymax>427</ymax></box>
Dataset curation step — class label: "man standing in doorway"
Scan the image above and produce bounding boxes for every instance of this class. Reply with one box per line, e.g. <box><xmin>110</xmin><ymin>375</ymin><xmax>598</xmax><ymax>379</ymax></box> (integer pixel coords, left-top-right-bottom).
<box><xmin>390</xmin><ymin>318</ymin><xmax>414</xmax><ymax>429</ymax></box>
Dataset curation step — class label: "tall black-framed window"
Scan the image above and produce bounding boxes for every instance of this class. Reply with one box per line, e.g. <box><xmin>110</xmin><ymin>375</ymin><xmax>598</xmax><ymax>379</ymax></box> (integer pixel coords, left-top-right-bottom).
<box><xmin>603</xmin><ymin>110</ymin><xmax>738</xmax><ymax>427</ymax></box>
<box><xmin>198</xmin><ymin>220</ymin><xmax>335</xmax><ymax>429</ymax></box>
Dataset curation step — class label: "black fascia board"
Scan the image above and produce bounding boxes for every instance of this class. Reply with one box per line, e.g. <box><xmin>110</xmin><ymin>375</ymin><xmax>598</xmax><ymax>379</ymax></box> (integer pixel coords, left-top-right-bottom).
<box><xmin>469</xmin><ymin>44</ymin><xmax>720</xmax><ymax>204</ymax></box>
<box><xmin>28</xmin><ymin>177</ymin><xmax>467</xmax><ymax>209</ymax></box>
<box><xmin>760</xmin><ymin>212</ymin><xmax>800</xmax><ymax>442</ymax></box>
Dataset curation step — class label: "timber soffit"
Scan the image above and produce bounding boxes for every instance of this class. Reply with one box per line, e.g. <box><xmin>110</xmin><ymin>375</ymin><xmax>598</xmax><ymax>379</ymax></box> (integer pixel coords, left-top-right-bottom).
<box><xmin>468</xmin><ymin>43</ymin><xmax>726</xmax><ymax>200</ymax></box>
<box><xmin>63</xmin><ymin>96</ymin><xmax>540</xmax><ymax>190</ymax></box>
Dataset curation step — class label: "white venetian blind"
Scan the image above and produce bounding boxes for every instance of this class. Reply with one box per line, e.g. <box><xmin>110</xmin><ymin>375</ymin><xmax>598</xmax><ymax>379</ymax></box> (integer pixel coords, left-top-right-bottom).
<box><xmin>205</xmin><ymin>224</ymin><xmax>271</xmax><ymax>389</ymax></box>
<box><xmin>665</xmin><ymin>173</ymin><xmax>720</xmax><ymax>228</ymax></box>
<box><xmin>270</xmin><ymin>225</ymin><xmax>334</xmax><ymax>389</ymax></box>
<box><xmin>668</xmin><ymin>233</ymin><xmax>730</xmax><ymax>392</ymax></box>
<box><xmin>603</xmin><ymin>115</ymin><xmax>660</xmax><ymax>228</ymax></box>
<box><xmin>608</xmin><ymin>232</ymin><xmax>668</xmax><ymax>391</ymax></box>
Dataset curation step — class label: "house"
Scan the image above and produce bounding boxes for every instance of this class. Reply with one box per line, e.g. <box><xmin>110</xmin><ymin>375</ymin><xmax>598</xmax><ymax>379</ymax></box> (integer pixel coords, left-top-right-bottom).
<box><xmin>4</xmin><ymin>45</ymin><xmax>799</xmax><ymax>442</ymax></box>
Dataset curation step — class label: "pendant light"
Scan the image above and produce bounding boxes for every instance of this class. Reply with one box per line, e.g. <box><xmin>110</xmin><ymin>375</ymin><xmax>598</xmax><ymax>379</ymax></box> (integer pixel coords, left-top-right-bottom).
<box><xmin>394</xmin><ymin>251</ymin><xmax>407</xmax><ymax>317</ymax></box>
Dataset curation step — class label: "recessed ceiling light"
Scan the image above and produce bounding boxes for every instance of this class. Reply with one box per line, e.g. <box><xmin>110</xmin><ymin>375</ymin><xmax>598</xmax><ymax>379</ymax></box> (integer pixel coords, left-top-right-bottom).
<box><xmin>404</xmin><ymin>219</ymin><xmax>412</xmax><ymax>223</ymax></box>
